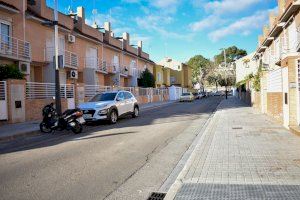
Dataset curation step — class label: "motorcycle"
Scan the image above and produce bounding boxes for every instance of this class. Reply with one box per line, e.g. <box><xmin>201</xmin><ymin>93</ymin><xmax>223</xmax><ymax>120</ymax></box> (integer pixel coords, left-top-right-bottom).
<box><xmin>40</xmin><ymin>103</ymin><xmax>85</xmax><ymax>134</ymax></box>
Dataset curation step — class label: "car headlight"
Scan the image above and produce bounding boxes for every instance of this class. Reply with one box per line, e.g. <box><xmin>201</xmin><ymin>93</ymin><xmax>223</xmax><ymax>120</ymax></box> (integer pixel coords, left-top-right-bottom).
<box><xmin>98</xmin><ymin>109</ymin><xmax>108</xmax><ymax>115</ymax></box>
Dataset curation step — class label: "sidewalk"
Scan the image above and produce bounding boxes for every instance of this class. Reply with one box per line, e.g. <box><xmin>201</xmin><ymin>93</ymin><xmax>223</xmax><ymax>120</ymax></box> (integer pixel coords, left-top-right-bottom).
<box><xmin>167</xmin><ymin>97</ymin><xmax>300</xmax><ymax>199</ymax></box>
<box><xmin>0</xmin><ymin>100</ymin><xmax>175</xmax><ymax>142</ymax></box>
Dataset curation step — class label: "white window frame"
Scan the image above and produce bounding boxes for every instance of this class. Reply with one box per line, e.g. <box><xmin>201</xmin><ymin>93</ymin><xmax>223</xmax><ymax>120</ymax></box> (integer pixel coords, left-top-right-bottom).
<box><xmin>0</xmin><ymin>19</ymin><xmax>12</xmax><ymax>51</ymax></box>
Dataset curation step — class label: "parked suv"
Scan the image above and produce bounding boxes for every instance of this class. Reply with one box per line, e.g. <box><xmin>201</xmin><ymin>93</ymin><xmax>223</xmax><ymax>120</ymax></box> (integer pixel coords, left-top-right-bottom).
<box><xmin>79</xmin><ymin>91</ymin><xmax>139</xmax><ymax>124</ymax></box>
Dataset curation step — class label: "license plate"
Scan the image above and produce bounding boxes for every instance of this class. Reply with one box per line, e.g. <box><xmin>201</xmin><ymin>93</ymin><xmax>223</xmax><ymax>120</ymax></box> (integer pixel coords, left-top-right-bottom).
<box><xmin>77</xmin><ymin>117</ymin><xmax>85</xmax><ymax>124</ymax></box>
<box><xmin>83</xmin><ymin>114</ymin><xmax>92</xmax><ymax>119</ymax></box>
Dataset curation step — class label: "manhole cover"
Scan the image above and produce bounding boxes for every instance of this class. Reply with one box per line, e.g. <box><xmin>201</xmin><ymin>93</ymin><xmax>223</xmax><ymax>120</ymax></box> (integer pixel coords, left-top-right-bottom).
<box><xmin>147</xmin><ymin>192</ymin><xmax>166</xmax><ymax>200</ymax></box>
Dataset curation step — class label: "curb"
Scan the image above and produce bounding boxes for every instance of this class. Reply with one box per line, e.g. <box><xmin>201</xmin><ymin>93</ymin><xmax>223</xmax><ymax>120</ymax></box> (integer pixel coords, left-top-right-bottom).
<box><xmin>163</xmin><ymin>99</ymin><xmax>223</xmax><ymax>200</ymax></box>
<box><xmin>0</xmin><ymin>101</ymin><xmax>176</xmax><ymax>143</ymax></box>
<box><xmin>0</xmin><ymin>129</ymin><xmax>41</xmax><ymax>142</ymax></box>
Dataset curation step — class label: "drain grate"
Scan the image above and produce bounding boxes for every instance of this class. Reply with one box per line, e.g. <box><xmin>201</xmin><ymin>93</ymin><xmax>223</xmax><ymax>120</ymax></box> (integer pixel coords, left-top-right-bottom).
<box><xmin>175</xmin><ymin>183</ymin><xmax>300</xmax><ymax>200</ymax></box>
<box><xmin>147</xmin><ymin>192</ymin><xmax>166</xmax><ymax>200</ymax></box>
<box><xmin>232</xmin><ymin>127</ymin><xmax>243</xmax><ymax>130</ymax></box>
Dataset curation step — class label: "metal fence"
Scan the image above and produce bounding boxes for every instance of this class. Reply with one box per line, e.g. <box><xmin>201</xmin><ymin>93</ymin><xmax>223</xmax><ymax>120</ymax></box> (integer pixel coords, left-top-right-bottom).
<box><xmin>84</xmin><ymin>85</ymin><xmax>112</xmax><ymax>98</ymax></box>
<box><xmin>26</xmin><ymin>82</ymin><xmax>74</xmax><ymax>99</ymax></box>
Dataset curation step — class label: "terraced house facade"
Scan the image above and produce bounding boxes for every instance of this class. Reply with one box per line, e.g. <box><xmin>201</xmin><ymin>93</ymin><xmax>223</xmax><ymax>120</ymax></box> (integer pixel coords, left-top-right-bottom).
<box><xmin>0</xmin><ymin>0</ymin><xmax>155</xmax><ymax>87</ymax></box>
<box><xmin>254</xmin><ymin>0</ymin><xmax>300</xmax><ymax>130</ymax></box>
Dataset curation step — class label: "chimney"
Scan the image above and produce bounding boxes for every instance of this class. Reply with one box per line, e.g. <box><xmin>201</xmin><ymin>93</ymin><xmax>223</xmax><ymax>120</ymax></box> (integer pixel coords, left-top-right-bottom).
<box><xmin>258</xmin><ymin>35</ymin><xmax>264</xmax><ymax>47</ymax></box>
<box><xmin>269</xmin><ymin>12</ymin><xmax>277</xmax><ymax>28</ymax></box>
<box><xmin>103</xmin><ymin>22</ymin><xmax>111</xmax><ymax>43</ymax></box>
<box><xmin>277</xmin><ymin>0</ymin><xmax>285</xmax><ymax>16</ymax></box>
<box><xmin>76</xmin><ymin>6</ymin><xmax>85</xmax><ymax>29</ymax></box>
<box><xmin>263</xmin><ymin>26</ymin><xmax>269</xmax><ymax>38</ymax></box>
<box><xmin>77</xmin><ymin>7</ymin><xmax>85</xmax><ymax>21</ymax></box>
<box><xmin>138</xmin><ymin>41</ymin><xmax>142</xmax><ymax>56</ymax></box>
<box><xmin>122</xmin><ymin>32</ymin><xmax>129</xmax><ymax>50</ymax></box>
<box><xmin>104</xmin><ymin>22</ymin><xmax>111</xmax><ymax>32</ymax></box>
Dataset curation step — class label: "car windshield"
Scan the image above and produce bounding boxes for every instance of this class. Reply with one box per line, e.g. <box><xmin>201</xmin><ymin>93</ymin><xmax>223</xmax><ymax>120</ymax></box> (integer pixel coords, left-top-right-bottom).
<box><xmin>89</xmin><ymin>93</ymin><xmax>117</xmax><ymax>102</ymax></box>
<box><xmin>182</xmin><ymin>93</ymin><xmax>190</xmax><ymax>96</ymax></box>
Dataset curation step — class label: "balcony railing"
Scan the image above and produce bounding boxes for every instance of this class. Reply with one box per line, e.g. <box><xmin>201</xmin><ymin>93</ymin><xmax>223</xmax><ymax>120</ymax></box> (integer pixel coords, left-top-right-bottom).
<box><xmin>0</xmin><ymin>34</ymin><xmax>31</xmax><ymax>61</ymax></box>
<box><xmin>119</xmin><ymin>66</ymin><xmax>129</xmax><ymax>76</ymax></box>
<box><xmin>105</xmin><ymin>62</ymin><xmax>119</xmax><ymax>74</ymax></box>
<box><xmin>45</xmin><ymin>47</ymin><xmax>78</xmax><ymax>68</ymax></box>
<box><xmin>85</xmin><ymin>57</ymin><xmax>107</xmax><ymax>73</ymax></box>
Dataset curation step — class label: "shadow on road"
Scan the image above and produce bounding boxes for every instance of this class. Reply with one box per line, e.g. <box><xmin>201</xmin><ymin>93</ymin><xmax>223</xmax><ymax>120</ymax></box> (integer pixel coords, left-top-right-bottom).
<box><xmin>0</xmin><ymin>97</ymin><xmax>248</xmax><ymax>154</ymax></box>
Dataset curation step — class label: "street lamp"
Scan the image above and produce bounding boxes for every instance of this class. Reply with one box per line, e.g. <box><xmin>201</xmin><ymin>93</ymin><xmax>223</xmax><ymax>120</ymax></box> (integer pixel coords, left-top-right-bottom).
<box><xmin>220</xmin><ymin>48</ymin><xmax>228</xmax><ymax>99</ymax></box>
<box><xmin>53</xmin><ymin>0</ymin><xmax>62</xmax><ymax>115</ymax></box>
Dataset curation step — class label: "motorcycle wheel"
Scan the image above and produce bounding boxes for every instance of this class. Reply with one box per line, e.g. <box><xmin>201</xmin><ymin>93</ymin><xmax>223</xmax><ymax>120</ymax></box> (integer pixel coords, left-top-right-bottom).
<box><xmin>40</xmin><ymin>122</ymin><xmax>53</xmax><ymax>133</ymax></box>
<box><xmin>71</xmin><ymin>121</ymin><xmax>83</xmax><ymax>134</ymax></box>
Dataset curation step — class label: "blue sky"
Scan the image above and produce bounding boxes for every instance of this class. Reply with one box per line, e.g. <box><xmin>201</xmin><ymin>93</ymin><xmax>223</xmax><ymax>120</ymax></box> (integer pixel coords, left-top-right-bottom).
<box><xmin>47</xmin><ymin>0</ymin><xmax>277</xmax><ymax>63</ymax></box>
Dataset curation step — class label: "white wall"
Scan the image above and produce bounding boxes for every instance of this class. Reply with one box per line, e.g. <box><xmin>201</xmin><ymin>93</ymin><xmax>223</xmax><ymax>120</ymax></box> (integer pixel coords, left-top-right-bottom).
<box><xmin>235</xmin><ymin>52</ymin><xmax>259</xmax><ymax>83</ymax></box>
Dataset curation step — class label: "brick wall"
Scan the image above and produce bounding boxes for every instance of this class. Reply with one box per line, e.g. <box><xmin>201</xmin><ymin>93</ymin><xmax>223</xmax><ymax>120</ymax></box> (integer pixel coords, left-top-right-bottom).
<box><xmin>25</xmin><ymin>99</ymin><xmax>68</xmax><ymax>121</ymax></box>
<box><xmin>267</xmin><ymin>92</ymin><xmax>283</xmax><ymax>123</ymax></box>
<box><xmin>287</xmin><ymin>58</ymin><xmax>298</xmax><ymax>126</ymax></box>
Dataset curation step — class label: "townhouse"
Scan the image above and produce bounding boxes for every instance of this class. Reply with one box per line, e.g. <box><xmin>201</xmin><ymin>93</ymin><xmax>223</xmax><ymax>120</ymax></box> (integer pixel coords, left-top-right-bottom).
<box><xmin>0</xmin><ymin>0</ymin><xmax>155</xmax><ymax>87</ymax></box>
<box><xmin>254</xmin><ymin>0</ymin><xmax>300</xmax><ymax>130</ymax></box>
<box><xmin>155</xmin><ymin>57</ymin><xmax>193</xmax><ymax>89</ymax></box>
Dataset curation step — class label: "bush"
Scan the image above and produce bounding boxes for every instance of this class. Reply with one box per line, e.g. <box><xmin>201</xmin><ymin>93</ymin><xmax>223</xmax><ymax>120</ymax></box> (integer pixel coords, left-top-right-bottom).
<box><xmin>0</xmin><ymin>64</ymin><xmax>24</xmax><ymax>81</ymax></box>
<box><xmin>138</xmin><ymin>68</ymin><xmax>155</xmax><ymax>88</ymax></box>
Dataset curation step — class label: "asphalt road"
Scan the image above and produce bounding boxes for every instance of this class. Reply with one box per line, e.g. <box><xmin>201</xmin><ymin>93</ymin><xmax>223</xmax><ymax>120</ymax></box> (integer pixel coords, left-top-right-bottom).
<box><xmin>0</xmin><ymin>97</ymin><xmax>222</xmax><ymax>200</ymax></box>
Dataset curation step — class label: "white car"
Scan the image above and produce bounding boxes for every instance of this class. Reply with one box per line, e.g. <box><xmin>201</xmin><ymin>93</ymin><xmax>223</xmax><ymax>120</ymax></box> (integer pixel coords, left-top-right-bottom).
<box><xmin>79</xmin><ymin>91</ymin><xmax>139</xmax><ymax>124</ymax></box>
<box><xmin>179</xmin><ymin>92</ymin><xmax>194</xmax><ymax>102</ymax></box>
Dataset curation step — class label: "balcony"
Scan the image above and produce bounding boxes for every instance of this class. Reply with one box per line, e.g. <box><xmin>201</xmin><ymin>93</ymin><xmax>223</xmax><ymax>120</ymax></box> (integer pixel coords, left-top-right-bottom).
<box><xmin>119</xmin><ymin>66</ymin><xmax>129</xmax><ymax>76</ymax></box>
<box><xmin>0</xmin><ymin>34</ymin><xmax>31</xmax><ymax>62</ymax></box>
<box><xmin>45</xmin><ymin>47</ymin><xmax>78</xmax><ymax>68</ymax></box>
<box><xmin>105</xmin><ymin>62</ymin><xmax>118</xmax><ymax>74</ymax></box>
<box><xmin>85</xmin><ymin>57</ymin><xmax>107</xmax><ymax>73</ymax></box>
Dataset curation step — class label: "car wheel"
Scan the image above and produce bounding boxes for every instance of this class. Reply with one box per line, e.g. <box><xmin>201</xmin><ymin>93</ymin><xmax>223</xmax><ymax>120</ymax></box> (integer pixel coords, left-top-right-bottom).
<box><xmin>109</xmin><ymin>109</ymin><xmax>118</xmax><ymax>124</ymax></box>
<box><xmin>132</xmin><ymin>106</ymin><xmax>139</xmax><ymax>118</ymax></box>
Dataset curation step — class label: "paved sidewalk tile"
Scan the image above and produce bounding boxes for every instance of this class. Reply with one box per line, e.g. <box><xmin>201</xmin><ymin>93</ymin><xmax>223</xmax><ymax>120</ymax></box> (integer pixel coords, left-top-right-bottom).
<box><xmin>174</xmin><ymin>97</ymin><xmax>300</xmax><ymax>199</ymax></box>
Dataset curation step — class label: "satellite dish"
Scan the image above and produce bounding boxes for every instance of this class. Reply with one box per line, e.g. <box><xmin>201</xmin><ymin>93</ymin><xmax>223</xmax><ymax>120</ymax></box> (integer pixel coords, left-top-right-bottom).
<box><xmin>92</xmin><ymin>9</ymin><xmax>97</xmax><ymax>15</ymax></box>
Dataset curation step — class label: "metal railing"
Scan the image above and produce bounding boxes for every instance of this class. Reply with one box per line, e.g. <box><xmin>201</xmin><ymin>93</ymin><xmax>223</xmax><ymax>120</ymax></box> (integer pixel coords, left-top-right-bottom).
<box><xmin>0</xmin><ymin>81</ymin><xmax>6</xmax><ymax>101</ymax></box>
<box><xmin>45</xmin><ymin>47</ymin><xmax>78</xmax><ymax>68</ymax></box>
<box><xmin>85</xmin><ymin>57</ymin><xmax>108</xmax><ymax>73</ymax></box>
<box><xmin>84</xmin><ymin>85</ymin><xmax>112</xmax><ymax>98</ymax></box>
<box><xmin>119</xmin><ymin>66</ymin><xmax>129</xmax><ymax>76</ymax></box>
<box><xmin>0</xmin><ymin>34</ymin><xmax>31</xmax><ymax>61</ymax></box>
<box><xmin>105</xmin><ymin>62</ymin><xmax>118</xmax><ymax>73</ymax></box>
<box><xmin>26</xmin><ymin>82</ymin><xmax>74</xmax><ymax>99</ymax></box>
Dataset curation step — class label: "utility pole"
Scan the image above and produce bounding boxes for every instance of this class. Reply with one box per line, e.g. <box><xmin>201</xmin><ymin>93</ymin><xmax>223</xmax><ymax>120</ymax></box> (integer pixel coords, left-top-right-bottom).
<box><xmin>223</xmin><ymin>48</ymin><xmax>228</xmax><ymax>99</ymax></box>
<box><xmin>54</xmin><ymin>0</ymin><xmax>62</xmax><ymax>115</ymax></box>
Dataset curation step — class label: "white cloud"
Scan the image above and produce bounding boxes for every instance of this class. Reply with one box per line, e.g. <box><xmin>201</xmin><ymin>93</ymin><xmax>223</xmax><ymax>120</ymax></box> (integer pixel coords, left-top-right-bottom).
<box><xmin>208</xmin><ymin>9</ymin><xmax>272</xmax><ymax>42</ymax></box>
<box><xmin>135</xmin><ymin>14</ymin><xmax>194</xmax><ymax>40</ymax></box>
<box><xmin>205</xmin><ymin>0</ymin><xmax>261</xmax><ymax>15</ymax></box>
<box><xmin>189</xmin><ymin>15</ymin><xmax>223</xmax><ymax>31</ymax></box>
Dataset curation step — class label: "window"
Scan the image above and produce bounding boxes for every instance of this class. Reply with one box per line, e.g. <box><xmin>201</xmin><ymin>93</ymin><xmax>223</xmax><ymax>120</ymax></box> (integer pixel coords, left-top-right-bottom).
<box><xmin>0</xmin><ymin>21</ymin><xmax>11</xmax><ymax>49</ymax></box>
<box><xmin>124</xmin><ymin>92</ymin><xmax>133</xmax><ymax>99</ymax></box>
<box><xmin>157</xmin><ymin>72</ymin><xmax>162</xmax><ymax>82</ymax></box>
<box><xmin>116</xmin><ymin>92</ymin><xmax>125</xmax><ymax>100</ymax></box>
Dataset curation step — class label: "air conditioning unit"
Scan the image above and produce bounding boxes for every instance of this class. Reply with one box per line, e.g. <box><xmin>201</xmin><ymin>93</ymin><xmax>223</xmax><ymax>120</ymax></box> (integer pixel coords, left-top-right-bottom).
<box><xmin>69</xmin><ymin>70</ymin><xmax>78</xmax><ymax>79</ymax></box>
<box><xmin>19</xmin><ymin>62</ymin><xmax>30</xmax><ymax>74</ymax></box>
<box><xmin>67</xmin><ymin>34</ymin><xmax>76</xmax><ymax>43</ymax></box>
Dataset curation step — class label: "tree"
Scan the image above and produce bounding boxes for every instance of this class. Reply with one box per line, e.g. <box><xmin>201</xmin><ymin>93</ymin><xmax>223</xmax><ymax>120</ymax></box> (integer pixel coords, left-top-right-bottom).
<box><xmin>214</xmin><ymin>46</ymin><xmax>247</xmax><ymax>65</ymax></box>
<box><xmin>187</xmin><ymin>55</ymin><xmax>213</xmax><ymax>91</ymax></box>
<box><xmin>207</xmin><ymin>73</ymin><xmax>222</xmax><ymax>91</ymax></box>
<box><xmin>138</xmin><ymin>68</ymin><xmax>155</xmax><ymax>88</ymax></box>
<box><xmin>0</xmin><ymin>64</ymin><xmax>24</xmax><ymax>81</ymax></box>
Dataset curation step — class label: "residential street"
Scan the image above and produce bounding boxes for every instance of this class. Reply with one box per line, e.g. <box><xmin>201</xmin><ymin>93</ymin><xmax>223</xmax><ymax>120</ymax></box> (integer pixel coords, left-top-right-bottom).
<box><xmin>0</xmin><ymin>97</ymin><xmax>222</xmax><ymax>200</ymax></box>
